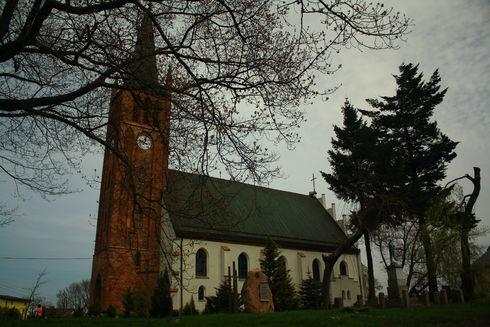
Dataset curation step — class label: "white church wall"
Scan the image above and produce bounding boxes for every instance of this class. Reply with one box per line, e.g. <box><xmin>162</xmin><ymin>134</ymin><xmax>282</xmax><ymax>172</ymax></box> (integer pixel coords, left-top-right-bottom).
<box><xmin>169</xmin><ymin>238</ymin><xmax>362</xmax><ymax>312</ymax></box>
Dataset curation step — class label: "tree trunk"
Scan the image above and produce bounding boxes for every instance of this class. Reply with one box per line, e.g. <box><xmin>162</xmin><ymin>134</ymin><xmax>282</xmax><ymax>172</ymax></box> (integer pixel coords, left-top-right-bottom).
<box><xmin>460</xmin><ymin>167</ymin><xmax>481</xmax><ymax>300</ymax></box>
<box><xmin>419</xmin><ymin>221</ymin><xmax>438</xmax><ymax>298</ymax></box>
<box><xmin>322</xmin><ymin>261</ymin><xmax>334</xmax><ymax>309</ymax></box>
<box><xmin>460</xmin><ymin>226</ymin><xmax>473</xmax><ymax>299</ymax></box>
<box><xmin>364</xmin><ymin>229</ymin><xmax>377</xmax><ymax>305</ymax></box>
<box><xmin>322</xmin><ymin>229</ymin><xmax>364</xmax><ymax>308</ymax></box>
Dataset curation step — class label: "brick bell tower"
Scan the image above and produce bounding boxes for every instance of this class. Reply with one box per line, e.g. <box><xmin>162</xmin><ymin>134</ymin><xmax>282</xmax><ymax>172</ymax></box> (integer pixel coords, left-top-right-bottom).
<box><xmin>90</xmin><ymin>15</ymin><xmax>171</xmax><ymax>311</ymax></box>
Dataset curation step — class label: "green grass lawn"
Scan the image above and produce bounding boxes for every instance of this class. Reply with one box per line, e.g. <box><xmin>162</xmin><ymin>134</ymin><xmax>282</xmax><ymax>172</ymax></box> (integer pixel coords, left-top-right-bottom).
<box><xmin>3</xmin><ymin>303</ymin><xmax>490</xmax><ymax>327</ymax></box>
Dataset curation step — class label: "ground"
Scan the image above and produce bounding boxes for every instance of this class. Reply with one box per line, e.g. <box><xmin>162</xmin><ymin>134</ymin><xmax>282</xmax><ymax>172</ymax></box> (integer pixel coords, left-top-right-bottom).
<box><xmin>3</xmin><ymin>304</ymin><xmax>490</xmax><ymax>326</ymax></box>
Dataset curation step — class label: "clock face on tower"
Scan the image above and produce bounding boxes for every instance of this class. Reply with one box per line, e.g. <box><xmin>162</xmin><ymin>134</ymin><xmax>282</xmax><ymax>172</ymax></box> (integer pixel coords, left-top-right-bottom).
<box><xmin>136</xmin><ymin>134</ymin><xmax>152</xmax><ymax>150</ymax></box>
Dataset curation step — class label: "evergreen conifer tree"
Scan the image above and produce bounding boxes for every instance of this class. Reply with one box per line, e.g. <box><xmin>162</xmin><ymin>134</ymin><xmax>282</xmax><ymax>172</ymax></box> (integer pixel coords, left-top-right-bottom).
<box><xmin>150</xmin><ymin>269</ymin><xmax>173</xmax><ymax>317</ymax></box>
<box><xmin>260</xmin><ymin>239</ymin><xmax>299</xmax><ymax>311</ymax></box>
<box><xmin>365</xmin><ymin>63</ymin><xmax>458</xmax><ymax>297</ymax></box>
<box><xmin>321</xmin><ymin>100</ymin><xmax>381</xmax><ymax>305</ymax></box>
<box><xmin>300</xmin><ymin>273</ymin><xmax>323</xmax><ymax>309</ymax></box>
<box><xmin>204</xmin><ymin>282</ymin><xmax>236</xmax><ymax>313</ymax></box>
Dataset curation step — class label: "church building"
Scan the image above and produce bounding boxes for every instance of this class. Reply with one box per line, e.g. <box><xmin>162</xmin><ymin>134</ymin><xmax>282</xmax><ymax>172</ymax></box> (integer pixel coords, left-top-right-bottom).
<box><xmin>90</xmin><ymin>16</ymin><xmax>364</xmax><ymax>313</ymax></box>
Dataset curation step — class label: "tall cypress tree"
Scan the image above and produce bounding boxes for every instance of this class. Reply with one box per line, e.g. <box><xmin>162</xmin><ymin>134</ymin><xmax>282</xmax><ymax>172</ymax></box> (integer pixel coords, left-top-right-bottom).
<box><xmin>321</xmin><ymin>100</ymin><xmax>381</xmax><ymax>305</ymax></box>
<box><xmin>365</xmin><ymin>63</ymin><xmax>458</xmax><ymax>297</ymax></box>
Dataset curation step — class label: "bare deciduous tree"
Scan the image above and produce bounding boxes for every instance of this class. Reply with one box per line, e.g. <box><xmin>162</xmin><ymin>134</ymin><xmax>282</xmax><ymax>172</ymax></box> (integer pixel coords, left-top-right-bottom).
<box><xmin>56</xmin><ymin>279</ymin><xmax>90</xmax><ymax>312</ymax></box>
<box><xmin>0</xmin><ymin>0</ymin><xmax>411</xmax><ymax>196</ymax></box>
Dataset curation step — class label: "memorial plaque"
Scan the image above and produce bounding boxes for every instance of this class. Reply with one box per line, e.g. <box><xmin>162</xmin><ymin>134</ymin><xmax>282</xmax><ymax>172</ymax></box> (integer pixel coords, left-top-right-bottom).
<box><xmin>259</xmin><ymin>283</ymin><xmax>270</xmax><ymax>302</ymax></box>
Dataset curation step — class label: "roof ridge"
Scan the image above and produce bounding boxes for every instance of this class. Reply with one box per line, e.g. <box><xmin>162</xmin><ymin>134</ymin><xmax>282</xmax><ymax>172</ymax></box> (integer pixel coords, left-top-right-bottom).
<box><xmin>168</xmin><ymin>169</ymin><xmax>319</xmax><ymax>200</ymax></box>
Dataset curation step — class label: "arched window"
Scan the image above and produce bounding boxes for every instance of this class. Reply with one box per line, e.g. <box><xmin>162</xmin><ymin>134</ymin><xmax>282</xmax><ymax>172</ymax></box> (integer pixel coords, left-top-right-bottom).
<box><xmin>312</xmin><ymin>259</ymin><xmax>320</xmax><ymax>281</ymax></box>
<box><xmin>196</xmin><ymin>248</ymin><xmax>207</xmax><ymax>277</ymax></box>
<box><xmin>238</xmin><ymin>253</ymin><xmax>248</xmax><ymax>279</ymax></box>
<box><xmin>339</xmin><ymin>261</ymin><xmax>348</xmax><ymax>276</ymax></box>
<box><xmin>342</xmin><ymin>290</ymin><xmax>346</xmax><ymax>300</ymax></box>
<box><xmin>198</xmin><ymin>286</ymin><xmax>205</xmax><ymax>301</ymax></box>
<box><xmin>347</xmin><ymin>290</ymin><xmax>351</xmax><ymax>300</ymax></box>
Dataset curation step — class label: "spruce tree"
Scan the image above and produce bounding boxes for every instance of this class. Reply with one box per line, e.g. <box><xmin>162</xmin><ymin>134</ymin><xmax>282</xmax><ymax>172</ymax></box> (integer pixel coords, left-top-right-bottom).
<box><xmin>204</xmin><ymin>282</ymin><xmax>236</xmax><ymax>313</ymax></box>
<box><xmin>259</xmin><ymin>239</ymin><xmax>299</xmax><ymax>311</ymax></box>
<box><xmin>150</xmin><ymin>269</ymin><xmax>173</xmax><ymax>317</ymax></box>
<box><xmin>365</xmin><ymin>63</ymin><xmax>458</xmax><ymax>297</ymax></box>
<box><xmin>300</xmin><ymin>274</ymin><xmax>323</xmax><ymax>309</ymax></box>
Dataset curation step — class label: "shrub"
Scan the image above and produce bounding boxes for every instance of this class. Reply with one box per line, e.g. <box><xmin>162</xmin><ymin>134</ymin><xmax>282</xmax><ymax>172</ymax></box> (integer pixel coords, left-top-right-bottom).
<box><xmin>88</xmin><ymin>302</ymin><xmax>101</xmax><ymax>316</ymax></box>
<box><xmin>300</xmin><ymin>274</ymin><xmax>323</xmax><ymax>309</ymax></box>
<box><xmin>122</xmin><ymin>288</ymin><xmax>134</xmax><ymax>317</ymax></box>
<box><xmin>73</xmin><ymin>307</ymin><xmax>84</xmax><ymax>317</ymax></box>
<box><xmin>133</xmin><ymin>289</ymin><xmax>150</xmax><ymax>317</ymax></box>
<box><xmin>106</xmin><ymin>304</ymin><xmax>117</xmax><ymax>318</ymax></box>
<box><xmin>204</xmin><ymin>282</ymin><xmax>241</xmax><ymax>314</ymax></box>
<box><xmin>182</xmin><ymin>296</ymin><xmax>197</xmax><ymax>315</ymax></box>
<box><xmin>150</xmin><ymin>270</ymin><xmax>173</xmax><ymax>317</ymax></box>
<box><xmin>0</xmin><ymin>307</ymin><xmax>21</xmax><ymax>320</ymax></box>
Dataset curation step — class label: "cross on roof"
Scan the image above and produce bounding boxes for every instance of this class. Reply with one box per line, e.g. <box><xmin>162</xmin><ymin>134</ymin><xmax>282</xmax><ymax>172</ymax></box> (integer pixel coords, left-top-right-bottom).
<box><xmin>311</xmin><ymin>173</ymin><xmax>317</xmax><ymax>193</ymax></box>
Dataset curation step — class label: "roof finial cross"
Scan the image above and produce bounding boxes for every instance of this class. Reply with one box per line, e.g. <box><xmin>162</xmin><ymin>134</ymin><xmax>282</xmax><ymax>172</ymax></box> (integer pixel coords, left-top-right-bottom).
<box><xmin>311</xmin><ymin>173</ymin><xmax>317</xmax><ymax>193</ymax></box>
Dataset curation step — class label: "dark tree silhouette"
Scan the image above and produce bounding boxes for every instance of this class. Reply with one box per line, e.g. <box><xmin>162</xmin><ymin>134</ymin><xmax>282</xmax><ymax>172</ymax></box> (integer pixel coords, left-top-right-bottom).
<box><xmin>445</xmin><ymin>167</ymin><xmax>481</xmax><ymax>300</ymax></box>
<box><xmin>363</xmin><ymin>63</ymin><xmax>458</xmax><ymax>298</ymax></box>
<box><xmin>321</xmin><ymin>100</ymin><xmax>381</xmax><ymax>305</ymax></box>
<box><xmin>150</xmin><ymin>269</ymin><xmax>173</xmax><ymax>317</ymax></box>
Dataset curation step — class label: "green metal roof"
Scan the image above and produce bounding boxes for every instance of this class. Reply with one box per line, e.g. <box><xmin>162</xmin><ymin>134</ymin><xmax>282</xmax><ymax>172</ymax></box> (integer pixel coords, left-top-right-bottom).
<box><xmin>165</xmin><ymin>170</ymin><xmax>350</xmax><ymax>252</ymax></box>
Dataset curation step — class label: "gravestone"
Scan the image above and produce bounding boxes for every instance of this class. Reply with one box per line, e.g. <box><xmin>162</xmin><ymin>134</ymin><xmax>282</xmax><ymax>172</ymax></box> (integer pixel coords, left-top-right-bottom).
<box><xmin>401</xmin><ymin>289</ymin><xmax>410</xmax><ymax>308</ymax></box>
<box><xmin>422</xmin><ymin>291</ymin><xmax>430</xmax><ymax>306</ymax></box>
<box><xmin>439</xmin><ymin>290</ymin><xmax>448</xmax><ymax>305</ymax></box>
<box><xmin>456</xmin><ymin>289</ymin><xmax>465</xmax><ymax>304</ymax></box>
<box><xmin>433</xmin><ymin>292</ymin><xmax>440</xmax><ymax>304</ymax></box>
<box><xmin>356</xmin><ymin>294</ymin><xmax>364</xmax><ymax>307</ymax></box>
<box><xmin>378</xmin><ymin>292</ymin><xmax>386</xmax><ymax>309</ymax></box>
<box><xmin>241</xmin><ymin>269</ymin><xmax>274</xmax><ymax>313</ymax></box>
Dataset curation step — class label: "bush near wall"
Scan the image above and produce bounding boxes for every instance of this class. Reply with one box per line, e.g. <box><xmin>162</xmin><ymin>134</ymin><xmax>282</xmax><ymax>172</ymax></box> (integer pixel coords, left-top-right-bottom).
<box><xmin>0</xmin><ymin>307</ymin><xmax>21</xmax><ymax>320</ymax></box>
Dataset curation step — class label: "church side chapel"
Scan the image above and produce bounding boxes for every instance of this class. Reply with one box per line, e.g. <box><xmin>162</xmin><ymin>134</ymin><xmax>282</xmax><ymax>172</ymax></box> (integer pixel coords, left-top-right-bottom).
<box><xmin>90</xmin><ymin>15</ymin><xmax>364</xmax><ymax>313</ymax></box>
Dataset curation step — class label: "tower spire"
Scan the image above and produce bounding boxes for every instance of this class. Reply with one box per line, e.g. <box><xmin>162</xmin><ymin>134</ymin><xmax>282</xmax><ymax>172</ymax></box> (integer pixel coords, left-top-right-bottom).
<box><xmin>128</xmin><ymin>13</ymin><xmax>159</xmax><ymax>90</ymax></box>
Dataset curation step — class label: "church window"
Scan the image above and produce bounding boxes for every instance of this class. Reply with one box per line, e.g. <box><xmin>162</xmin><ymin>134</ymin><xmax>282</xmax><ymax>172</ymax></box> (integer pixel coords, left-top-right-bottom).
<box><xmin>238</xmin><ymin>253</ymin><xmax>248</xmax><ymax>279</ymax></box>
<box><xmin>312</xmin><ymin>259</ymin><xmax>320</xmax><ymax>281</ymax></box>
<box><xmin>342</xmin><ymin>290</ymin><xmax>346</xmax><ymax>300</ymax></box>
<box><xmin>135</xmin><ymin>251</ymin><xmax>141</xmax><ymax>268</ymax></box>
<box><xmin>347</xmin><ymin>290</ymin><xmax>351</xmax><ymax>300</ymax></box>
<box><xmin>196</xmin><ymin>248</ymin><xmax>207</xmax><ymax>277</ymax></box>
<box><xmin>340</xmin><ymin>261</ymin><xmax>348</xmax><ymax>276</ymax></box>
<box><xmin>198</xmin><ymin>286</ymin><xmax>205</xmax><ymax>301</ymax></box>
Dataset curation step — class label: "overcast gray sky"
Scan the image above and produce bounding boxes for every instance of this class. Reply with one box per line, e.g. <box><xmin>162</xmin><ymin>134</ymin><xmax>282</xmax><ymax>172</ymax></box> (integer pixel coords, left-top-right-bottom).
<box><xmin>1</xmin><ymin>0</ymin><xmax>489</xmax><ymax>303</ymax></box>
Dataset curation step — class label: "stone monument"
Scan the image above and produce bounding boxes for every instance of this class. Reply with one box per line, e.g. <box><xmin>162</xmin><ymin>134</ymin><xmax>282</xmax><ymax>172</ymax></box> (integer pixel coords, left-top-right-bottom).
<box><xmin>241</xmin><ymin>269</ymin><xmax>274</xmax><ymax>313</ymax></box>
<box><xmin>386</xmin><ymin>241</ymin><xmax>407</xmax><ymax>306</ymax></box>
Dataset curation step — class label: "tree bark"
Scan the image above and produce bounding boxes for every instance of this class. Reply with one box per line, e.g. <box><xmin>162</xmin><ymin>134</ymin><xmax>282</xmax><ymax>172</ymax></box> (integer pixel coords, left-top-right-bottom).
<box><xmin>419</xmin><ymin>221</ymin><xmax>438</xmax><ymax>298</ymax></box>
<box><xmin>322</xmin><ymin>229</ymin><xmax>364</xmax><ymax>308</ymax></box>
<box><xmin>364</xmin><ymin>230</ymin><xmax>377</xmax><ymax>305</ymax></box>
<box><xmin>460</xmin><ymin>226</ymin><xmax>473</xmax><ymax>299</ymax></box>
